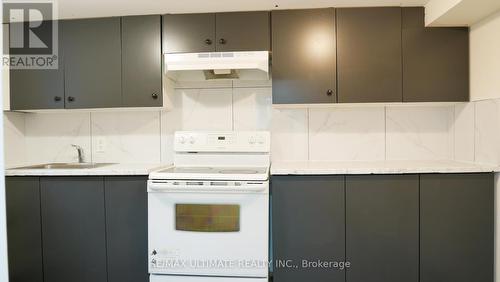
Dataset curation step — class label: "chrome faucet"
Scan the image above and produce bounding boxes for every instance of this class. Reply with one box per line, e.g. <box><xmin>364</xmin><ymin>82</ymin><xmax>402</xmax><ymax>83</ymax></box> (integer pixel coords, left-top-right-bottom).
<box><xmin>71</xmin><ymin>144</ymin><xmax>85</xmax><ymax>163</ymax></box>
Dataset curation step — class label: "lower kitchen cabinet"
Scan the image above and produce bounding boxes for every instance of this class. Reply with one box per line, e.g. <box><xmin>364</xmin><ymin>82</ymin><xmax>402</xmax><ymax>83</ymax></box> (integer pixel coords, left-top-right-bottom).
<box><xmin>7</xmin><ymin>173</ymin><xmax>493</xmax><ymax>282</ymax></box>
<box><xmin>6</xmin><ymin>177</ymin><xmax>44</xmax><ymax>282</ymax></box>
<box><xmin>420</xmin><ymin>173</ymin><xmax>494</xmax><ymax>282</ymax></box>
<box><xmin>41</xmin><ymin>177</ymin><xmax>108</xmax><ymax>282</ymax></box>
<box><xmin>346</xmin><ymin>175</ymin><xmax>419</xmax><ymax>282</ymax></box>
<box><xmin>272</xmin><ymin>176</ymin><xmax>345</xmax><ymax>282</ymax></box>
<box><xmin>105</xmin><ymin>176</ymin><xmax>149</xmax><ymax>282</ymax></box>
<box><xmin>272</xmin><ymin>173</ymin><xmax>493</xmax><ymax>282</ymax></box>
<box><xmin>6</xmin><ymin>176</ymin><xmax>150</xmax><ymax>282</ymax></box>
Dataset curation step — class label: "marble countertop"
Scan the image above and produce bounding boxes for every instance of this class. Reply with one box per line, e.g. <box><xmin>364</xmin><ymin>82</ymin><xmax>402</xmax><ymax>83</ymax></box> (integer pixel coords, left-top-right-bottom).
<box><xmin>271</xmin><ymin>160</ymin><xmax>499</xmax><ymax>175</ymax></box>
<box><xmin>7</xmin><ymin>160</ymin><xmax>497</xmax><ymax>176</ymax></box>
<box><xmin>5</xmin><ymin>163</ymin><xmax>170</xmax><ymax>176</ymax></box>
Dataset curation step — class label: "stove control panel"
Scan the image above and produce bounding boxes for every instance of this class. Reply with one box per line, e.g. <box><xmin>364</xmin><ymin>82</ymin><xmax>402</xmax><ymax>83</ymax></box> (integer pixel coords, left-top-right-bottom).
<box><xmin>174</xmin><ymin>131</ymin><xmax>270</xmax><ymax>152</ymax></box>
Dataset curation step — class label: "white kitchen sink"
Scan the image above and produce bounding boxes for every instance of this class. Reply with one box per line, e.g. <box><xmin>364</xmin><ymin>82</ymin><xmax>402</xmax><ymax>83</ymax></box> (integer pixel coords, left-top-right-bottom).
<box><xmin>11</xmin><ymin>163</ymin><xmax>116</xmax><ymax>169</ymax></box>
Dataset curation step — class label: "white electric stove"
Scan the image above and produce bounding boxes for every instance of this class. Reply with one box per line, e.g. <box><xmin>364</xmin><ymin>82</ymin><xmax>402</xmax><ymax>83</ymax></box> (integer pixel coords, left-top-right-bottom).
<box><xmin>148</xmin><ymin>131</ymin><xmax>270</xmax><ymax>282</ymax></box>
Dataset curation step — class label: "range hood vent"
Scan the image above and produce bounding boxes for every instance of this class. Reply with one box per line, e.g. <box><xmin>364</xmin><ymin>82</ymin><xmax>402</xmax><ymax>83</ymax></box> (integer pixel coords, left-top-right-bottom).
<box><xmin>164</xmin><ymin>51</ymin><xmax>269</xmax><ymax>81</ymax></box>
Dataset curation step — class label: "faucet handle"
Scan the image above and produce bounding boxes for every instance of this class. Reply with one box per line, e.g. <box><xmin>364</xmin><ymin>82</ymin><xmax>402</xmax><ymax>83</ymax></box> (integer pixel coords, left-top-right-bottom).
<box><xmin>71</xmin><ymin>144</ymin><xmax>82</xmax><ymax>149</ymax></box>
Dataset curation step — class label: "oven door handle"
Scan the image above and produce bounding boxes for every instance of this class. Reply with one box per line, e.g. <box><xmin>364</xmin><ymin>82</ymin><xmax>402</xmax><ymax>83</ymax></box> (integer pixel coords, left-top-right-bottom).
<box><xmin>148</xmin><ymin>184</ymin><xmax>267</xmax><ymax>193</ymax></box>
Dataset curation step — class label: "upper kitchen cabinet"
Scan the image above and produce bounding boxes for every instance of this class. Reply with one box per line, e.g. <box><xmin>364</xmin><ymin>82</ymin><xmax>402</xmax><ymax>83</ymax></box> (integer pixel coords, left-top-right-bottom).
<box><xmin>337</xmin><ymin>7</ymin><xmax>402</xmax><ymax>103</ymax></box>
<box><xmin>9</xmin><ymin>21</ymin><xmax>65</xmax><ymax>110</ymax></box>
<box><xmin>163</xmin><ymin>13</ymin><xmax>216</xmax><ymax>53</ymax></box>
<box><xmin>122</xmin><ymin>15</ymin><xmax>162</xmax><ymax>107</ymax></box>
<box><xmin>272</xmin><ymin>9</ymin><xmax>336</xmax><ymax>104</ymax></box>
<box><xmin>215</xmin><ymin>12</ymin><xmax>270</xmax><ymax>52</ymax></box>
<box><xmin>62</xmin><ymin>18</ymin><xmax>122</xmax><ymax>109</ymax></box>
<box><xmin>163</xmin><ymin>12</ymin><xmax>270</xmax><ymax>53</ymax></box>
<box><xmin>402</xmin><ymin>7</ymin><xmax>469</xmax><ymax>102</ymax></box>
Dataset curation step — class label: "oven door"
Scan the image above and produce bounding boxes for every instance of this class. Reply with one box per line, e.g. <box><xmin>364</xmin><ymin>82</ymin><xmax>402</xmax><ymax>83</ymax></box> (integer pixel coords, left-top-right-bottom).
<box><xmin>148</xmin><ymin>180</ymin><xmax>269</xmax><ymax>278</ymax></box>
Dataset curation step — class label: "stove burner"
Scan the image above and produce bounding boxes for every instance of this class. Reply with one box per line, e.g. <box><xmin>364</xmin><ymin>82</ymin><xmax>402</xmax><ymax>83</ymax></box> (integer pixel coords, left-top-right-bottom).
<box><xmin>176</xmin><ymin>167</ymin><xmax>214</xmax><ymax>171</ymax></box>
<box><xmin>218</xmin><ymin>169</ymin><xmax>260</xmax><ymax>174</ymax></box>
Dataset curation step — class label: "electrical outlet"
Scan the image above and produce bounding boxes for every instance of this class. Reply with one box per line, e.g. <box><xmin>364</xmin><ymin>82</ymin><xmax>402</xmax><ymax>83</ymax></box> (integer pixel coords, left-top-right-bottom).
<box><xmin>96</xmin><ymin>138</ymin><xmax>106</xmax><ymax>153</ymax></box>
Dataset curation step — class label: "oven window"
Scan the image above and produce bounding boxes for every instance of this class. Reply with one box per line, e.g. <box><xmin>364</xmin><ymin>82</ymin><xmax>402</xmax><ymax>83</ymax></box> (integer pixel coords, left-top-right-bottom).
<box><xmin>175</xmin><ymin>204</ymin><xmax>240</xmax><ymax>232</ymax></box>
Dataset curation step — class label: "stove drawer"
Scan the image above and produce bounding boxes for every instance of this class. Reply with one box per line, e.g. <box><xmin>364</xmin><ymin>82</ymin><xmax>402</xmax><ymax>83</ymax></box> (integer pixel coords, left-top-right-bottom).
<box><xmin>151</xmin><ymin>275</ymin><xmax>268</xmax><ymax>282</ymax></box>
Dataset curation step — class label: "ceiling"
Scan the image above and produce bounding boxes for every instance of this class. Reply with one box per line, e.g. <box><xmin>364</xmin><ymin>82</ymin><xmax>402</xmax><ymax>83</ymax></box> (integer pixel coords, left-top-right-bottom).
<box><xmin>55</xmin><ymin>0</ymin><xmax>430</xmax><ymax>20</ymax></box>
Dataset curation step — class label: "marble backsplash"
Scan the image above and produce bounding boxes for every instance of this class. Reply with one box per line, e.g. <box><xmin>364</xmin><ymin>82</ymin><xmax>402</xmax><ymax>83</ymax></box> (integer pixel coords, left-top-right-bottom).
<box><xmin>272</xmin><ymin>105</ymin><xmax>457</xmax><ymax>162</ymax></box>
<box><xmin>3</xmin><ymin>80</ymin><xmax>488</xmax><ymax>167</ymax></box>
<box><xmin>3</xmin><ymin>81</ymin><xmax>274</xmax><ymax>166</ymax></box>
<box><xmin>472</xmin><ymin>99</ymin><xmax>500</xmax><ymax>165</ymax></box>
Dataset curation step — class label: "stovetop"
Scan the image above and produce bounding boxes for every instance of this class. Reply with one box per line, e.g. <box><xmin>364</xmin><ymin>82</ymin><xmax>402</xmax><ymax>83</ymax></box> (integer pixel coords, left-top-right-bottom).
<box><xmin>149</xmin><ymin>166</ymin><xmax>269</xmax><ymax>181</ymax></box>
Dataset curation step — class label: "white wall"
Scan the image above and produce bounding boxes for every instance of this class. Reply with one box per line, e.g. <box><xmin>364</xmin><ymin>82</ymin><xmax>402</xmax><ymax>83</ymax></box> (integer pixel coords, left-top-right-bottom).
<box><xmin>425</xmin><ymin>0</ymin><xmax>500</xmax><ymax>26</ymax></box>
<box><xmin>425</xmin><ymin>0</ymin><xmax>462</xmax><ymax>25</ymax></box>
<box><xmin>3</xmin><ymin>88</ymin><xmax>460</xmax><ymax>167</ymax></box>
<box><xmin>3</xmin><ymin>112</ymin><xmax>25</xmax><ymax>166</ymax></box>
<box><xmin>470</xmin><ymin>9</ymin><xmax>500</xmax><ymax>101</ymax></box>
<box><xmin>461</xmin><ymin>9</ymin><xmax>500</xmax><ymax>281</ymax></box>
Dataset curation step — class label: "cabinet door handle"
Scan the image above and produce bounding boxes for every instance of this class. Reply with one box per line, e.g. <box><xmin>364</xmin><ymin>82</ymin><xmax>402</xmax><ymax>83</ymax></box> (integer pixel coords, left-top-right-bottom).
<box><xmin>67</xmin><ymin>96</ymin><xmax>75</xmax><ymax>102</ymax></box>
<box><xmin>219</xmin><ymin>38</ymin><xmax>226</xmax><ymax>45</ymax></box>
<box><xmin>327</xmin><ymin>89</ymin><xmax>334</xmax><ymax>96</ymax></box>
<box><xmin>54</xmin><ymin>96</ymin><xmax>62</xmax><ymax>102</ymax></box>
<box><xmin>151</xmin><ymin>93</ymin><xmax>159</xmax><ymax>100</ymax></box>
<box><xmin>205</xmin><ymin>39</ymin><xmax>212</xmax><ymax>45</ymax></box>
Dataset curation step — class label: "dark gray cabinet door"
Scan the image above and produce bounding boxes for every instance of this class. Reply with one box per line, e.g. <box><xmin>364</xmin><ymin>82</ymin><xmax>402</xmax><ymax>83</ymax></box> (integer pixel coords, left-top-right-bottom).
<box><xmin>346</xmin><ymin>175</ymin><xmax>419</xmax><ymax>282</ymax></box>
<box><xmin>41</xmin><ymin>177</ymin><xmax>107</xmax><ymax>282</ymax></box>
<box><xmin>105</xmin><ymin>177</ymin><xmax>149</xmax><ymax>282</ymax></box>
<box><xmin>122</xmin><ymin>15</ymin><xmax>162</xmax><ymax>107</ymax></box>
<box><xmin>63</xmin><ymin>18</ymin><xmax>121</xmax><ymax>108</ymax></box>
<box><xmin>403</xmin><ymin>8</ymin><xmax>469</xmax><ymax>102</ymax></box>
<box><xmin>10</xmin><ymin>20</ymin><xmax>64</xmax><ymax>110</ymax></box>
<box><xmin>420</xmin><ymin>173</ymin><xmax>493</xmax><ymax>282</ymax></box>
<box><xmin>6</xmin><ymin>177</ymin><xmax>43</xmax><ymax>282</ymax></box>
<box><xmin>163</xmin><ymin>13</ymin><xmax>216</xmax><ymax>53</ymax></box>
<box><xmin>272</xmin><ymin>176</ymin><xmax>345</xmax><ymax>282</ymax></box>
<box><xmin>337</xmin><ymin>7</ymin><xmax>402</xmax><ymax>103</ymax></box>
<box><xmin>272</xmin><ymin>9</ymin><xmax>336</xmax><ymax>104</ymax></box>
<box><xmin>215</xmin><ymin>12</ymin><xmax>270</xmax><ymax>52</ymax></box>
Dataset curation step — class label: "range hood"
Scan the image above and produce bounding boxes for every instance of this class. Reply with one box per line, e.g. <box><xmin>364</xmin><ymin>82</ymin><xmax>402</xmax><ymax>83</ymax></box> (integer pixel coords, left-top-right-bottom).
<box><xmin>164</xmin><ymin>51</ymin><xmax>270</xmax><ymax>81</ymax></box>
